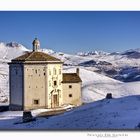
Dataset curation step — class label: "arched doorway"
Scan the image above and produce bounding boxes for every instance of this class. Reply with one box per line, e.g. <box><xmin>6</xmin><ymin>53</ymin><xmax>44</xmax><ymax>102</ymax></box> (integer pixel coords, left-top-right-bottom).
<box><xmin>50</xmin><ymin>90</ymin><xmax>60</xmax><ymax>108</ymax></box>
<box><xmin>52</xmin><ymin>94</ymin><xmax>59</xmax><ymax>108</ymax></box>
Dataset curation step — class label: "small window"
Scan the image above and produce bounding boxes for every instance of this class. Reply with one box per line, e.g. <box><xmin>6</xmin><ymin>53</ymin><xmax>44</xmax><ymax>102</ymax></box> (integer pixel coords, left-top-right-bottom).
<box><xmin>54</xmin><ymin>81</ymin><xmax>57</xmax><ymax>86</ymax></box>
<box><xmin>35</xmin><ymin>70</ymin><xmax>37</xmax><ymax>74</ymax></box>
<box><xmin>34</xmin><ymin>99</ymin><xmax>39</xmax><ymax>105</ymax></box>
<box><xmin>69</xmin><ymin>85</ymin><xmax>72</xmax><ymax>88</ymax></box>
<box><xmin>69</xmin><ymin>94</ymin><xmax>72</xmax><ymax>97</ymax></box>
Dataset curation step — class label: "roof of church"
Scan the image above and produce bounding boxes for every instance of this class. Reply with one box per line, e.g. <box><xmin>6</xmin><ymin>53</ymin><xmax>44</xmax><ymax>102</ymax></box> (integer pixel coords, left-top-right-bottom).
<box><xmin>12</xmin><ymin>51</ymin><xmax>61</xmax><ymax>62</ymax></box>
<box><xmin>62</xmin><ymin>73</ymin><xmax>82</xmax><ymax>83</ymax></box>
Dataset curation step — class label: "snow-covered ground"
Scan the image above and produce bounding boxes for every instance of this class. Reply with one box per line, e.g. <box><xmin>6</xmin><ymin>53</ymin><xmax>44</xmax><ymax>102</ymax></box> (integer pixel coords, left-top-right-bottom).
<box><xmin>0</xmin><ymin>95</ymin><xmax>140</xmax><ymax>129</ymax></box>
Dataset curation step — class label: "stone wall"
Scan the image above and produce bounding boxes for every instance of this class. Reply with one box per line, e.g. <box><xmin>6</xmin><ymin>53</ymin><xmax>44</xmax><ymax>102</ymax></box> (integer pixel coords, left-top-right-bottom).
<box><xmin>9</xmin><ymin>64</ymin><xmax>23</xmax><ymax>108</ymax></box>
<box><xmin>62</xmin><ymin>82</ymin><xmax>82</xmax><ymax>106</ymax></box>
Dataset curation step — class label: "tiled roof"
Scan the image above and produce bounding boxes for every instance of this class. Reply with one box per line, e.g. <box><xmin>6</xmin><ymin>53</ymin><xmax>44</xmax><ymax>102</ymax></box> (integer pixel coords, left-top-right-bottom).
<box><xmin>62</xmin><ymin>73</ymin><xmax>82</xmax><ymax>83</ymax></box>
<box><xmin>12</xmin><ymin>51</ymin><xmax>61</xmax><ymax>62</ymax></box>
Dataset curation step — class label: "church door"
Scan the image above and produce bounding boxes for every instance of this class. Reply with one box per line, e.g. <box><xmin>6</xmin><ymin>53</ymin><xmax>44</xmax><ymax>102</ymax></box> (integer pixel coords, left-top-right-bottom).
<box><xmin>52</xmin><ymin>95</ymin><xmax>59</xmax><ymax>108</ymax></box>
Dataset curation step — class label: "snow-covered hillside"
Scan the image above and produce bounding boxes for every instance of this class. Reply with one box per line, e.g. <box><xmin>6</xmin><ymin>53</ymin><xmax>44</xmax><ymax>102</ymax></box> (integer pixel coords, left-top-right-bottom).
<box><xmin>64</xmin><ymin>67</ymin><xmax>140</xmax><ymax>103</ymax></box>
<box><xmin>0</xmin><ymin>42</ymin><xmax>28</xmax><ymax>61</ymax></box>
<box><xmin>0</xmin><ymin>95</ymin><xmax>140</xmax><ymax>129</ymax></box>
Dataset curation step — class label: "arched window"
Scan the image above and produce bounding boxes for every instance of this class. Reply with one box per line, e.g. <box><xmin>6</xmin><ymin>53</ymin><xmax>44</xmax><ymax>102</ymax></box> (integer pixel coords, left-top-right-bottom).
<box><xmin>54</xmin><ymin>81</ymin><xmax>57</xmax><ymax>86</ymax></box>
<box><xmin>35</xmin><ymin>69</ymin><xmax>37</xmax><ymax>74</ymax></box>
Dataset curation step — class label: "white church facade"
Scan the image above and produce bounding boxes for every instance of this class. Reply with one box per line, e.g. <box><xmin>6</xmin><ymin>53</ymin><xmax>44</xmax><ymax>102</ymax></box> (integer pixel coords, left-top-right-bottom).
<box><xmin>8</xmin><ymin>38</ymin><xmax>82</xmax><ymax>110</ymax></box>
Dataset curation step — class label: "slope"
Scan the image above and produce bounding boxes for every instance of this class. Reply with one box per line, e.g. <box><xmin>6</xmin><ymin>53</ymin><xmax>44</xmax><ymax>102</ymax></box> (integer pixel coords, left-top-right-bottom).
<box><xmin>0</xmin><ymin>95</ymin><xmax>140</xmax><ymax>129</ymax></box>
<box><xmin>63</xmin><ymin>67</ymin><xmax>140</xmax><ymax>103</ymax></box>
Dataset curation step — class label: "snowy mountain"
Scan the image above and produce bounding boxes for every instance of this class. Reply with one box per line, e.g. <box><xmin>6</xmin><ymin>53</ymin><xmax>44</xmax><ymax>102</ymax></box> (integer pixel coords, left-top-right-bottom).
<box><xmin>77</xmin><ymin>50</ymin><xmax>110</xmax><ymax>56</ymax></box>
<box><xmin>76</xmin><ymin>49</ymin><xmax>140</xmax><ymax>82</ymax></box>
<box><xmin>0</xmin><ymin>42</ymin><xmax>28</xmax><ymax>61</ymax></box>
<box><xmin>121</xmin><ymin>48</ymin><xmax>140</xmax><ymax>59</ymax></box>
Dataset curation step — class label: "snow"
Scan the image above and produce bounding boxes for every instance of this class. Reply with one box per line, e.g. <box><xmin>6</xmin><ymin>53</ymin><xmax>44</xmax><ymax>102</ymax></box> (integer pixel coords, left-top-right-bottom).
<box><xmin>63</xmin><ymin>67</ymin><xmax>140</xmax><ymax>103</ymax></box>
<box><xmin>0</xmin><ymin>42</ymin><xmax>28</xmax><ymax>61</ymax></box>
<box><xmin>77</xmin><ymin>49</ymin><xmax>140</xmax><ymax>67</ymax></box>
<box><xmin>0</xmin><ymin>96</ymin><xmax>140</xmax><ymax>129</ymax></box>
<box><xmin>39</xmin><ymin>48</ymin><xmax>55</xmax><ymax>54</ymax></box>
<box><xmin>31</xmin><ymin>104</ymin><xmax>74</xmax><ymax>116</ymax></box>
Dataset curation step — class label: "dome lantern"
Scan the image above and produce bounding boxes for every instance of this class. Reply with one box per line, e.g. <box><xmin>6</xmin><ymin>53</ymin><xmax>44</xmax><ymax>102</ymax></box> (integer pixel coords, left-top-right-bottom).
<box><xmin>32</xmin><ymin>38</ymin><xmax>40</xmax><ymax>51</ymax></box>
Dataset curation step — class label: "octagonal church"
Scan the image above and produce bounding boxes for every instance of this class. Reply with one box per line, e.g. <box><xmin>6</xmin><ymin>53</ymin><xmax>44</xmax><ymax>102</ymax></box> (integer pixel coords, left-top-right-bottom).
<box><xmin>8</xmin><ymin>38</ymin><xmax>82</xmax><ymax>111</ymax></box>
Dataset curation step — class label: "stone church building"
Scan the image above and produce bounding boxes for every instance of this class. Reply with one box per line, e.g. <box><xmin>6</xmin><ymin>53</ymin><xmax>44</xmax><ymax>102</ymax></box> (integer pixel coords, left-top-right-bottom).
<box><xmin>8</xmin><ymin>38</ymin><xmax>82</xmax><ymax>110</ymax></box>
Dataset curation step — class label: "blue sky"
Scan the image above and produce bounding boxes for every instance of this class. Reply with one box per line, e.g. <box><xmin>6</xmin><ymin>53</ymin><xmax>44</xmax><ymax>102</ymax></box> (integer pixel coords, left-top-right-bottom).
<box><xmin>0</xmin><ymin>11</ymin><xmax>140</xmax><ymax>54</ymax></box>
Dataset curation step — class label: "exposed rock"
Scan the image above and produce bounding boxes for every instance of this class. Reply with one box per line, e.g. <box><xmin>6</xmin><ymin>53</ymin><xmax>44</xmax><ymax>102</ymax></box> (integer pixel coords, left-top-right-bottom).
<box><xmin>106</xmin><ymin>93</ymin><xmax>113</xmax><ymax>99</ymax></box>
<box><xmin>23</xmin><ymin>111</ymin><xmax>34</xmax><ymax>123</ymax></box>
